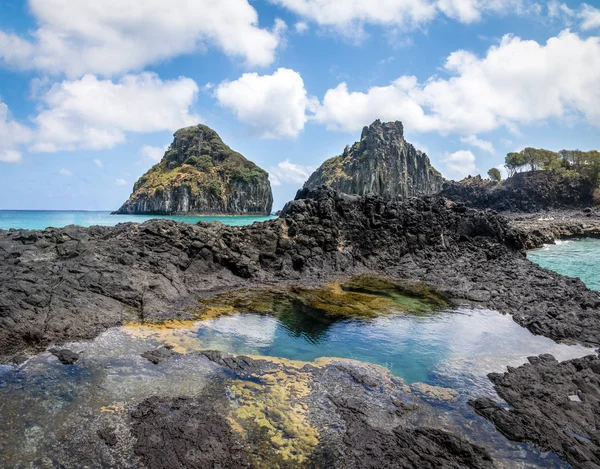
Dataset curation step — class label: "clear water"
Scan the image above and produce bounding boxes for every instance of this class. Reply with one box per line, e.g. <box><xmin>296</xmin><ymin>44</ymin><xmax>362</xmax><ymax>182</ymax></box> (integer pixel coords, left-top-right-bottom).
<box><xmin>0</xmin><ymin>210</ymin><xmax>276</xmax><ymax>230</ymax></box>
<box><xmin>0</xmin><ymin>308</ymin><xmax>593</xmax><ymax>467</ymax></box>
<box><xmin>528</xmin><ymin>237</ymin><xmax>600</xmax><ymax>291</ymax></box>
<box><xmin>180</xmin><ymin>308</ymin><xmax>593</xmax><ymax>395</ymax></box>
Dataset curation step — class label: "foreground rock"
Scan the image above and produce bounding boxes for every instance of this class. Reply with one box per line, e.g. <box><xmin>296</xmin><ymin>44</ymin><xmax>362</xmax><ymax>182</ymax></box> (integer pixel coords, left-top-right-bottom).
<box><xmin>443</xmin><ymin>171</ymin><xmax>597</xmax><ymax>213</ymax></box>
<box><xmin>115</xmin><ymin>124</ymin><xmax>273</xmax><ymax>215</ymax></box>
<box><xmin>304</xmin><ymin>120</ymin><xmax>443</xmax><ymax>199</ymax></box>
<box><xmin>2</xmin><ymin>187</ymin><xmax>600</xmax><ymax>362</ymax></box>
<box><xmin>471</xmin><ymin>354</ymin><xmax>600</xmax><ymax>469</ymax></box>
<box><xmin>130</xmin><ymin>353</ymin><xmax>494</xmax><ymax>469</ymax></box>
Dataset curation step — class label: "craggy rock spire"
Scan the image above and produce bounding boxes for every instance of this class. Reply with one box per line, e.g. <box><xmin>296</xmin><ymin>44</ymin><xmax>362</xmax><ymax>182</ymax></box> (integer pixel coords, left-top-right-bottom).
<box><xmin>303</xmin><ymin>120</ymin><xmax>443</xmax><ymax>199</ymax></box>
<box><xmin>115</xmin><ymin>124</ymin><xmax>273</xmax><ymax>215</ymax></box>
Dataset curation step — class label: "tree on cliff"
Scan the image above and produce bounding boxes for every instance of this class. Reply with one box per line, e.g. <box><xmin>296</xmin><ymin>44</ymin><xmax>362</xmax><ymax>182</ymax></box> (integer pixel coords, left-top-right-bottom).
<box><xmin>487</xmin><ymin>168</ymin><xmax>502</xmax><ymax>182</ymax></box>
<box><xmin>505</xmin><ymin>147</ymin><xmax>600</xmax><ymax>186</ymax></box>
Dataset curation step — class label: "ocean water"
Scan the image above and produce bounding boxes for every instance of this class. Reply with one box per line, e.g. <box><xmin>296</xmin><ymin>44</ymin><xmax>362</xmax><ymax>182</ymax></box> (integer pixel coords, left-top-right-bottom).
<box><xmin>0</xmin><ymin>307</ymin><xmax>590</xmax><ymax>467</ymax></box>
<box><xmin>528</xmin><ymin>237</ymin><xmax>600</xmax><ymax>291</ymax></box>
<box><xmin>0</xmin><ymin>210</ymin><xmax>276</xmax><ymax>230</ymax></box>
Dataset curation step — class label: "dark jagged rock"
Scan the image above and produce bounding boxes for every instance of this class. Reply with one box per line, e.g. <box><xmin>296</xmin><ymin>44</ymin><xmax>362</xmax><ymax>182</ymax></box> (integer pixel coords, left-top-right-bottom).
<box><xmin>130</xmin><ymin>353</ymin><xmax>494</xmax><ymax>469</ymax></box>
<box><xmin>471</xmin><ymin>354</ymin><xmax>600</xmax><ymax>469</ymax></box>
<box><xmin>115</xmin><ymin>124</ymin><xmax>273</xmax><ymax>215</ymax></box>
<box><xmin>141</xmin><ymin>346</ymin><xmax>181</xmax><ymax>365</ymax></box>
<box><xmin>506</xmin><ymin>210</ymin><xmax>600</xmax><ymax>249</ymax></box>
<box><xmin>303</xmin><ymin>120</ymin><xmax>443</xmax><ymax>199</ymax></box>
<box><xmin>50</xmin><ymin>348</ymin><xmax>79</xmax><ymax>365</ymax></box>
<box><xmin>442</xmin><ymin>171</ymin><xmax>596</xmax><ymax>212</ymax></box>
<box><xmin>1</xmin><ymin>187</ymin><xmax>600</xmax><ymax>362</ymax></box>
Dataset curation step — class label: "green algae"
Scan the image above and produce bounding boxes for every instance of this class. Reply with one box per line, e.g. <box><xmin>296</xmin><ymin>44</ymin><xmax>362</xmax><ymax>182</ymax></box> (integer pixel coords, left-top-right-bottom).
<box><xmin>195</xmin><ymin>274</ymin><xmax>448</xmax><ymax>322</ymax></box>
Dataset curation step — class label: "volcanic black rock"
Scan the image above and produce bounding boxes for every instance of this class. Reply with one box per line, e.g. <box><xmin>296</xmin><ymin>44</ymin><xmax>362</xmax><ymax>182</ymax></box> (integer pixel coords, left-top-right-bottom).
<box><xmin>115</xmin><ymin>124</ymin><xmax>273</xmax><ymax>215</ymax></box>
<box><xmin>471</xmin><ymin>353</ymin><xmax>600</xmax><ymax>469</ymax></box>
<box><xmin>2</xmin><ymin>187</ymin><xmax>600</xmax><ymax>363</ymax></box>
<box><xmin>304</xmin><ymin>120</ymin><xmax>443</xmax><ymax>199</ymax></box>
<box><xmin>442</xmin><ymin>171</ymin><xmax>596</xmax><ymax>212</ymax></box>
<box><xmin>50</xmin><ymin>348</ymin><xmax>79</xmax><ymax>365</ymax></box>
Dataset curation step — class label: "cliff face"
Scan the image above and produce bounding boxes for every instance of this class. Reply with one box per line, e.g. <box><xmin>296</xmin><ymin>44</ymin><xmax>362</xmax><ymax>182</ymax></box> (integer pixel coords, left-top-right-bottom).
<box><xmin>116</xmin><ymin>125</ymin><xmax>273</xmax><ymax>215</ymax></box>
<box><xmin>442</xmin><ymin>171</ymin><xmax>596</xmax><ymax>212</ymax></box>
<box><xmin>303</xmin><ymin>120</ymin><xmax>443</xmax><ymax>199</ymax></box>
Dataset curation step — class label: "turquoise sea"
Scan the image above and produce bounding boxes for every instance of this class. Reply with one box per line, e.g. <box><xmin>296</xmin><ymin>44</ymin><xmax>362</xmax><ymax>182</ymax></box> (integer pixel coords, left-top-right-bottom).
<box><xmin>0</xmin><ymin>210</ymin><xmax>276</xmax><ymax>230</ymax></box>
<box><xmin>528</xmin><ymin>237</ymin><xmax>600</xmax><ymax>292</ymax></box>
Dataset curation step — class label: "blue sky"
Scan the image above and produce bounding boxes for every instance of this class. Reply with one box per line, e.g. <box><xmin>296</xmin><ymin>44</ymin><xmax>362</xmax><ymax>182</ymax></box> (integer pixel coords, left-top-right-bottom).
<box><xmin>1</xmin><ymin>0</ymin><xmax>600</xmax><ymax>211</ymax></box>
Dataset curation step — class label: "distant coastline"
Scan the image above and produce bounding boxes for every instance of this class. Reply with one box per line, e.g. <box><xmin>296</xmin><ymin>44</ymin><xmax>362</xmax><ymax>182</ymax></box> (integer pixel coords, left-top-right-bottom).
<box><xmin>0</xmin><ymin>210</ymin><xmax>276</xmax><ymax>231</ymax></box>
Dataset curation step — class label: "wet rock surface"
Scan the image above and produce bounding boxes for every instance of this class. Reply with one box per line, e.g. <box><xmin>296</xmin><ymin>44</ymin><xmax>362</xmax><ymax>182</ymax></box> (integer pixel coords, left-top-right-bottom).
<box><xmin>49</xmin><ymin>348</ymin><xmax>79</xmax><ymax>364</ymax></box>
<box><xmin>141</xmin><ymin>345</ymin><xmax>181</xmax><ymax>364</ymax></box>
<box><xmin>471</xmin><ymin>354</ymin><xmax>600</xmax><ymax>469</ymax></box>
<box><xmin>2</xmin><ymin>186</ymin><xmax>600</xmax><ymax>361</ymax></box>
<box><xmin>130</xmin><ymin>352</ymin><xmax>495</xmax><ymax>469</ymax></box>
<box><xmin>507</xmin><ymin>210</ymin><xmax>600</xmax><ymax>249</ymax></box>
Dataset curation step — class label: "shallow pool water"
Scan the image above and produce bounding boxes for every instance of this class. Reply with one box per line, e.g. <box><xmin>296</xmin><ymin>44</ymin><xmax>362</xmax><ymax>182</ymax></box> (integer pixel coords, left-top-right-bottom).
<box><xmin>0</xmin><ymin>307</ymin><xmax>594</xmax><ymax>467</ymax></box>
<box><xmin>528</xmin><ymin>237</ymin><xmax>600</xmax><ymax>291</ymax></box>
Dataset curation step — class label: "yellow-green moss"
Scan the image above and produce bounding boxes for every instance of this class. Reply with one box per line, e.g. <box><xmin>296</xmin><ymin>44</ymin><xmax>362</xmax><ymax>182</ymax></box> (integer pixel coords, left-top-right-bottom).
<box><xmin>196</xmin><ymin>275</ymin><xmax>447</xmax><ymax>321</ymax></box>
<box><xmin>228</xmin><ymin>365</ymin><xmax>319</xmax><ymax>466</ymax></box>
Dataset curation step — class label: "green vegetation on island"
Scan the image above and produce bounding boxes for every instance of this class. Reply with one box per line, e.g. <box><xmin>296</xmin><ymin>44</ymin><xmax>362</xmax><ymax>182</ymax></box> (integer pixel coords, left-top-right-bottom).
<box><xmin>116</xmin><ymin>124</ymin><xmax>273</xmax><ymax>215</ymax></box>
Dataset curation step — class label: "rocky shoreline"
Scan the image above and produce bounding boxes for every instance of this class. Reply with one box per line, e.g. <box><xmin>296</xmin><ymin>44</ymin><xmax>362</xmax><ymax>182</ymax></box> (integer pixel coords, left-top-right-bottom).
<box><xmin>2</xmin><ymin>187</ymin><xmax>600</xmax><ymax>467</ymax></box>
<box><xmin>507</xmin><ymin>209</ymin><xmax>600</xmax><ymax>249</ymax></box>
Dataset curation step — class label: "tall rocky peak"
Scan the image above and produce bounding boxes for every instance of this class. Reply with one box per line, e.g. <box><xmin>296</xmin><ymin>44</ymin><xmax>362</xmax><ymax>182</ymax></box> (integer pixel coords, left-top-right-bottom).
<box><xmin>116</xmin><ymin>124</ymin><xmax>273</xmax><ymax>215</ymax></box>
<box><xmin>304</xmin><ymin>119</ymin><xmax>443</xmax><ymax>200</ymax></box>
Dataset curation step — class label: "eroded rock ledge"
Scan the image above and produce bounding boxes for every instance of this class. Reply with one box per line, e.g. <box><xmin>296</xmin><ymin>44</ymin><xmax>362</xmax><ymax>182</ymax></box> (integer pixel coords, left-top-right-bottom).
<box><xmin>472</xmin><ymin>354</ymin><xmax>600</xmax><ymax>469</ymax></box>
<box><xmin>1</xmin><ymin>187</ymin><xmax>600</xmax><ymax>362</ymax></box>
<box><xmin>507</xmin><ymin>210</ymin><xmax>600</xmax><ymax>249</ymax></box>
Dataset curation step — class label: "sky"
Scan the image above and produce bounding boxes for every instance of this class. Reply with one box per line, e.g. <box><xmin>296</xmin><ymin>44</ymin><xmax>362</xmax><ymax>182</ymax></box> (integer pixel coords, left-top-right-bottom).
<box><xmin>1</xmin><ymin>0</ymin><xmax>600</xmax><ymax>211</ymax></box>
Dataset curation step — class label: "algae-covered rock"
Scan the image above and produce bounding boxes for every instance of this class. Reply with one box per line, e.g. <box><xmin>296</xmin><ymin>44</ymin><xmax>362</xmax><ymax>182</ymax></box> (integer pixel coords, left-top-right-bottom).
<box><xmin>130</xmin><ymin>352</ymin><xmax>495</xmax><ymax>469</ymax></box>
<box><xmin>195</xmin><ymin>274</ymin><xmax>448</xmax><ymax>322</ymax></box>
<box><xmin>115</xmin><ymin>124</ymin><xmax>273</xmax><ymax>215</ymax></box>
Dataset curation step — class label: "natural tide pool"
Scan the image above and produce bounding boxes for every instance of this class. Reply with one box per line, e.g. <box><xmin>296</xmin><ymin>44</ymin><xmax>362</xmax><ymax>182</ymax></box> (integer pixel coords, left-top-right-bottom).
<box><xmin>528</xmin><ymin>237</ymin><xmax>600</xmax><ymax>291</ymax></box>
<box><xmin>0</xmin><ymin>306</ymin><xmax>593</xmax><ymax>467</ymax></box>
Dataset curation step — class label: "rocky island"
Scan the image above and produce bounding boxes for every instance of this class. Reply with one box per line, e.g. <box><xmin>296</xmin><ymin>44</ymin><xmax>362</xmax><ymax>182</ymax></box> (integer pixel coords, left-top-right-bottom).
<box><xmin>115</xmin><ymin>125</ymin><xmax>273</xmax><ymax>215</ymax></box>
<box><xmin>304</xmin><ymin>119</ymin><xmax>444</xmax><ymax>199</ymax></box>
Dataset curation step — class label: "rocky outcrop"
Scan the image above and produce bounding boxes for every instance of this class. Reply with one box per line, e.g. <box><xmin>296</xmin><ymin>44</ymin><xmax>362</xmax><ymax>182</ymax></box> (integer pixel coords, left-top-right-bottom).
<box><xmin>131</xmin><ymin>353</ymin><xmax>494</xmax><ymax>469</ymax></box>
<box><xmin>507</xmin><ymin>209</ymin><xmax>600</xmax><ymax>249</ymax></box>
<box><xmin>471</xmin><ymin>354</ymin><xmax>600</xmax><ymax>469</ymax></box>
<box><xmin>303</xmin><ymin>120</ymin><xmax>444</xmax><ymax>199</ymax></box>
<box><xmin>115</xmin><ymin>125</ymin><xmax>273</xmax><ymax>215</ymax></box>
<box><xmin>2</xmin><ymin>187</ymin><xmax>600</xmax><ymax>363</ymax></box>
<box><xmin>442</xmin><ymin>171</ymin><xmax>596</xmax><ymax>212</ymax></box>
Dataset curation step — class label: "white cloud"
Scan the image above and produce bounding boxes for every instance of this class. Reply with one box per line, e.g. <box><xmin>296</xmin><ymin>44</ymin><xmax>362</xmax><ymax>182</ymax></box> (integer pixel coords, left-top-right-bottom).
<box><xmin>59</xmin><ymin>168</ymin><xmax>73</xmax><ymax>176</ymax></box>
<box><xmin>442</xmin><ymin>150</ymin><xmax>476</xmax><ymax>180</ymax></box>
<box><xmin>268</xmin><ymin>160</ymin><xmax>316</xmax><ymax>186</ymax></box>
<box><xmin>140</xmin><ymin>144</ymin><xmax>168</xmax><ymax>162</ymax></box>
<box><xmin>495</xmin><ymin>163</ymin><xmax>509</xmax><ymax>180</ymax></box>
<box><xmin>0</xmin><ymin>102</ymin><xmax>32</xmax><ymax>164</ymax></box>
<box><xmin>547</xmin><ymin>0</ymin><xmax>574</xmax><ymax>20</ymax></box>
<box><xmin>580</xmin><ymin>3</ymin><xmax>600</xmax><ymax>30</ymax></box>
<box><xmin>270</xmin><ymin>0</ymin><xmax>530</xmax><ymax>35</ymax></box>
<box><xmin>216</xmin><ymin>68</ymin><xmax>316</xmax><ymax>139</ymax></box>
<box><xmin>116</xmin><ymin>178</ymin><xmax>127</xmax><ymax>185</ymax></box>
<box><xmin>314</xmin><ymin>31</ymin><xmax>600</xmax><ymax>135</ymax></box>
<box><xmin>0</xmin><ymin>150</ymin><xmax>23</xmax><ymax>163</ymax></box>
<box><xmin>460</xmin><ymin>135</ymin><xmax>495</xmax><ymax>153</ymax></box>
<box><xmin>0</xmin><ymin>0</ymin><xmax>284</xmax><ymax>77</ymax></box>
<box><xmin>295</xmin><ymin>21</ymin><xmax>309</xmax><ymax>33</ymax></box>
<box><xmin>31</xmin><ymin>73</ymin><xmax>199</xmax><ymax>152</ymax></box>
<box><xmin>93</xmin><ymin>159</ymin><xmax>103</xmax><ymax>168</ymax></box>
